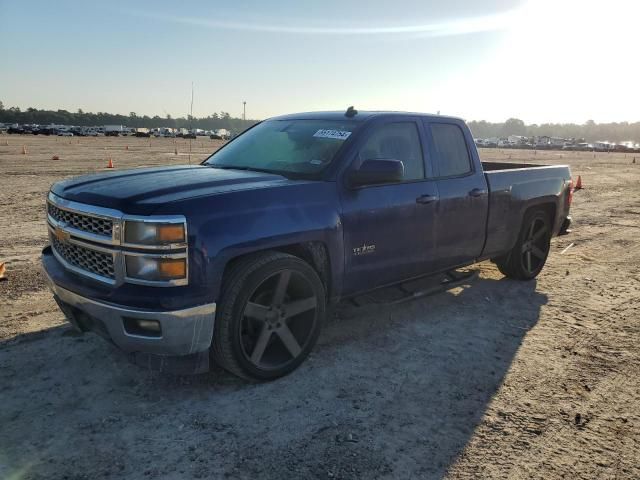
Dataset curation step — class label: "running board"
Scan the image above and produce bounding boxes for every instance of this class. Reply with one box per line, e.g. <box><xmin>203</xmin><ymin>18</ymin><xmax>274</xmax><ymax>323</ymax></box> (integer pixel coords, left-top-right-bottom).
<box><xmin>348</xmin><ymin>269</ymin><xmax>479</xmax><ymax>308</ymax></box>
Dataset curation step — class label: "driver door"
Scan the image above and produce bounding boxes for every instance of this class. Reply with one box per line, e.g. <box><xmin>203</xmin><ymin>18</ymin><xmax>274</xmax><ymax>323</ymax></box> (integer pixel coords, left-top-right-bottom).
<box><xmin>339</xmin><ymin>119</ymin><xmax>439</xmax><ymax>295</ymax></box>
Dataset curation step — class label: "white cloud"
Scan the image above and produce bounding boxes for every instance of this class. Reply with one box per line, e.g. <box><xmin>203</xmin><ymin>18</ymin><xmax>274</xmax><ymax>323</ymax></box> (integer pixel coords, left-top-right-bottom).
<box><xmin>127</xmin><ymin>8</ymin><xmax>521</xmax><ymax>37</ymax></box>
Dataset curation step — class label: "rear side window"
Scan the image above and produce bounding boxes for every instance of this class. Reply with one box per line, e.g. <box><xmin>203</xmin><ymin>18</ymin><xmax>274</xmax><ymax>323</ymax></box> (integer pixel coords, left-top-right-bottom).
<box><xmin>431</xmin><ymin>124</ymin><xmax>472</xmax><ymax>177</ymax></box>
<box><xmin>358</xmin><ymin>122</ymin><xmax>424</xmax><ymax>181</ymax></box>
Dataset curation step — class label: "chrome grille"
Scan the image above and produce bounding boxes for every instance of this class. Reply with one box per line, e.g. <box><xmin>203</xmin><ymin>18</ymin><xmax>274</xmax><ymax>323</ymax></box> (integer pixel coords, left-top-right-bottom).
<box><xmin>48</xmin><ymin>203</ymin><xmax>113</xmax><ymax>237</ymax></box>
<box><xmin>51</xmin><ymin>236</ymin><xmax>115</xmax><ymax>279</ymax></box>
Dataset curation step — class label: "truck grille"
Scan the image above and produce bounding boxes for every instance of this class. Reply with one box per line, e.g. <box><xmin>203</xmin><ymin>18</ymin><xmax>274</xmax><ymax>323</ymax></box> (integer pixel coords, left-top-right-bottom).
<box><xmin>51</xmin><ymin>236</ymin><xmax>115</xmax><ymax>280</ymax></box>
<box><xmin>48</xmin><ymin>203</ymin><xmax>113</xmax><ymax>237</ymax></box>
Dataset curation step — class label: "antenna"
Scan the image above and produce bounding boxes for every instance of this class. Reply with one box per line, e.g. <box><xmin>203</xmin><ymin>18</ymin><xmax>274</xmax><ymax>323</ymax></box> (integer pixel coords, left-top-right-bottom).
<box><xmin>188</xmin><ymin>82</ymin><xmax>194</xmax><ymax>166</ymax></box>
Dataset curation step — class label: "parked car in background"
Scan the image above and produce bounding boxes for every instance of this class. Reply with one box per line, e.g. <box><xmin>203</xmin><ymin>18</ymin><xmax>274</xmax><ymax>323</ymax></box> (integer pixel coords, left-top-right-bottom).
<box><xmin>104</xmin><ymin>125</ymin><xmax>124</xmax><ymax>137</ymax></box>
<box><xmin>210</xmin><ymin>128</ymin><xmax>231</xmax><ymax>140</ymax></box>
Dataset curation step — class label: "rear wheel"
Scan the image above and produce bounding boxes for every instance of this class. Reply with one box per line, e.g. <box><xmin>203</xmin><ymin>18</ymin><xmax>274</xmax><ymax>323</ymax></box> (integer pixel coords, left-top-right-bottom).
<box><xmin>496</xmin><ymin>209</ymin><xmax>552</xmax><ymax>280</ymax></box>
<box><xmin>212</xmin><ymin>252</ymin><xmax>325</xmax><ymax>381</ymax></box>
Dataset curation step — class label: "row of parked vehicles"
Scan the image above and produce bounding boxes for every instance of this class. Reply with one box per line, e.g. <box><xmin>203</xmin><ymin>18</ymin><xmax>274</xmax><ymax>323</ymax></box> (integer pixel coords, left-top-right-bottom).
<box><xmin>475</xmin><ymin>136</ymin><xmax>640</xmax><ymax>153</ymax></box>
<box><xmin>0</xmin><ymin>123</ymin><xmax>233</xmax><ymax>140</ymax></box>
<box><xmin>2</xmin><ymin>125</ymin><xmax>93</xmax><ymax>136</ymax></box>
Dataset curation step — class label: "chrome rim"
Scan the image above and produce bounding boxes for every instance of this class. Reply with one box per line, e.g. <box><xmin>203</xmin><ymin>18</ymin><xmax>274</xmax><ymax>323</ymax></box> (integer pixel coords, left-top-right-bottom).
<box><xmin>521</xmin><ymin>218</ymin><xmax>549</xmax><ymax>274</ymax></box>
<box><xmin>239</xmin><ymin>269</ymin><xmax>318</xmax><ymax>370</ymax></box>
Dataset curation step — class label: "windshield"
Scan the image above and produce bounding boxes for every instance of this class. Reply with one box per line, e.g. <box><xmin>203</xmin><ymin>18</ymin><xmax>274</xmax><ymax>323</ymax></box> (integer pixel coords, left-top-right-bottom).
<box><xmin>204</xmin><ymin>119</ymin><xmax>357</xmax><ymax>176</ymax></box>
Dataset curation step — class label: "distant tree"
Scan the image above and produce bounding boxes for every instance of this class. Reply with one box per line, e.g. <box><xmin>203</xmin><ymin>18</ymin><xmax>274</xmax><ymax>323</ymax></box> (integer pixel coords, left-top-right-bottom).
<box><xmin>77</xmin><ymin>108</ymin><xmax>84</xmax><ymax>114</ymax></box>
<box><xmin>0</xmin><ymin>100</ymin><xmax>4</xmax><ymax>111</ymax></box>
<box><xmin>502</xmin><ymin>118</ymin><xmax>526</xmax><ymax>136</ymax></box>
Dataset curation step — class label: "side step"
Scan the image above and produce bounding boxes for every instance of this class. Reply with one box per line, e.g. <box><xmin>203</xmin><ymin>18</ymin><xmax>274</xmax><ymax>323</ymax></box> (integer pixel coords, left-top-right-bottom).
<box><xmin>348</xmin><ymin>269</ymin><xmax>479</xmax><ymax>308</ymax></box>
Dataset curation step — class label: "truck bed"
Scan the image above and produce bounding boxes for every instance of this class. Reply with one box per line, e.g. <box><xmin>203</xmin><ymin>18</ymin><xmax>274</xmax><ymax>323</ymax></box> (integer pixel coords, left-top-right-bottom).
<box><xmin>480</xmin><ymin>162</ymin><xmax>572</xmax><ymax>260</ymax></box>
<box><xmin>481</xmin><ymin>161</ymin><xmax>546</xmax><ymax>171</ymax></box>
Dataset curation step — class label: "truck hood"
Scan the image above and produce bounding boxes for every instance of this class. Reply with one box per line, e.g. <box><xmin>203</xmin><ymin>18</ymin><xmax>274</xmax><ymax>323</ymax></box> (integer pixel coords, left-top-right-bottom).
<box><xmin>51</xmin><ymin>165</ymin><xmax>292</xmax><ymax>214</ymax></box>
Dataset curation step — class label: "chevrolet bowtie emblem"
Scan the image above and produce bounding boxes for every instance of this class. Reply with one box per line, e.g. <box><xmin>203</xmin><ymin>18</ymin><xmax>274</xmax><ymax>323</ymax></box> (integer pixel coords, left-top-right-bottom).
<box><xmin>55</xmin><ymin>226</ymin><xmax>70</xmax><ymax>243</ymax></box>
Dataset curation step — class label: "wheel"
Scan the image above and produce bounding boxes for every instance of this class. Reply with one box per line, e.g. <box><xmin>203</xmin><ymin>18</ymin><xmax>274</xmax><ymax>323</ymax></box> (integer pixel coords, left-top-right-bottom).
<box><xmin>212</xmin><ymin>251</ymin><xmax>326</xmax><ymax>381</ymax></box>
<box><xmin>496</xmin><ymin>209</ymin><xmax>552</xmax><ymax>280</ymax></box>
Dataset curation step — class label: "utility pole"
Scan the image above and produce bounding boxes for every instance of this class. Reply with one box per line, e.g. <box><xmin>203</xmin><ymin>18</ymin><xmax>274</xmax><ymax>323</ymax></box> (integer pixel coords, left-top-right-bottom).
<box><xmin>243</xmin><ymin>101</ymin><xmax>246</xmax><ymax>121</ymax></box>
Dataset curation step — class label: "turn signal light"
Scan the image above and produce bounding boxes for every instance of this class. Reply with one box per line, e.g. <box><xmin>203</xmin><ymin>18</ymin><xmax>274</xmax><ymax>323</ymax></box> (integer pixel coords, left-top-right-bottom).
<box><xmin>158</xmin><ymin>258</ymin><xmax>187</xmax><ymax>279</ymax></box>
<box><xmin>157</xmin><ymin>224</ymin><xmax>186</xmax><ymax>243</ymax></box>
<box><xmin>568</xmin><ymin>178</ymin><xmax>574</xmax><ymax>205</ymax></box>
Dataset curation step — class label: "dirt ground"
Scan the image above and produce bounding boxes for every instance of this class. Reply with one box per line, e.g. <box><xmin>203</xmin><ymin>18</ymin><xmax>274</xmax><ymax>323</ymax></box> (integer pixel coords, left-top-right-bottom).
<box><xmin>0</xmin><ymin>135</ymin><xmax>638</xmax><ymax>479</ymax></box>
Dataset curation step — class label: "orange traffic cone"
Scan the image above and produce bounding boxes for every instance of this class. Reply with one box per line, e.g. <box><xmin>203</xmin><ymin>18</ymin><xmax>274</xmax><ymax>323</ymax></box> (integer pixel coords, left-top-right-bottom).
<box><xmin>107</xmin><ymin>157</ymin><xmax>114</xmax><ymax>168</ymax></box>
<box><xmin>0</xmin><ymin>262</ymin><xmax>6</xmax><ymax>281</ymax></box>
<box><xmin>574</xmin><ymin>175</ymin><xmax>583</xmax><ymax>190</ymax></box>
<box><xmin>21</xmin><ymin>145</ymin><xmax>27</xmax><ymax>155</ymax></box>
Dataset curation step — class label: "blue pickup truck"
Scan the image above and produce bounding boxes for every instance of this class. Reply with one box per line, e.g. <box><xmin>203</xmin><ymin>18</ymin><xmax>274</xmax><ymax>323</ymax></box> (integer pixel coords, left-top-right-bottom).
<box><xmin>42</xmin><ymin>109</ymin><xmax>573</xmax><ymax>380</ymax></box>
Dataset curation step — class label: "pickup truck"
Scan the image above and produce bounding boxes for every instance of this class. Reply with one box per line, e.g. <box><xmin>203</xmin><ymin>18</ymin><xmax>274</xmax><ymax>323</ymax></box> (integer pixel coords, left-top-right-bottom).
<box><xmin>42</xmin><ymin>109</ymin><xmax>573</xmax><ymax>380</ymax></box>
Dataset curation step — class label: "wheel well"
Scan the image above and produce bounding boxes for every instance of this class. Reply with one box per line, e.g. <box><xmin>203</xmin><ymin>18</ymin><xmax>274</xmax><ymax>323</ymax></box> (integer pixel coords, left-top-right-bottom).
<box><xmin>222</xmin><ymin>242</ymin><xmax>331</xmax><ymax>295</ymax></box>
<box><xmin>525</xmin><ymin>202</ymin><xmax>556</xmax><ymax>229</ymax></box>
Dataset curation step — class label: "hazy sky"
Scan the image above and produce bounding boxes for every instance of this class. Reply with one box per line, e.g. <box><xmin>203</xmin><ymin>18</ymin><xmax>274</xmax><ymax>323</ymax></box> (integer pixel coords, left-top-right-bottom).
<box><xmin>1</xmin><ymin>0</ymin><xmax>638</xmax><ymax>123</ymax></box>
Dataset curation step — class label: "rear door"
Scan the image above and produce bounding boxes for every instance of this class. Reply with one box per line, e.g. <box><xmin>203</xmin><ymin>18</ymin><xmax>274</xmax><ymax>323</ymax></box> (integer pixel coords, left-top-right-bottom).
<box><xmin>339</xmin><ymin>118</ymin><xmax>439</xmax><ymax>294</ymax></box>
<box><xmin>425</xmin><ymin>121</ymin><xmax>489</xmax><ymax>270</ymax></box>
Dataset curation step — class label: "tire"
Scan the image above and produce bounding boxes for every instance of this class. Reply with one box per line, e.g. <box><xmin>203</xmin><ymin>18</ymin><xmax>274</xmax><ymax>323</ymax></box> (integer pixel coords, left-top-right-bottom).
<box><xmin>496</xmin><ymin>209</ymin><xmax>552</xmax><ymax>280</ymax></box>
<box><xmin>212</xmin><ymin>251</ymin><xmax>326</xmax><ymax>381</ymax></box>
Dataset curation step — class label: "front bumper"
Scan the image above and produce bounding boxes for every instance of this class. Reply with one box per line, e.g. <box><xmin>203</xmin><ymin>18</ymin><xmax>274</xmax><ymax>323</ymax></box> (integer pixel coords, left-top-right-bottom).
<box><xmin>43</xmin><ymin>249</ymin><xmax>216</xmax><ymax>373</ymax></box>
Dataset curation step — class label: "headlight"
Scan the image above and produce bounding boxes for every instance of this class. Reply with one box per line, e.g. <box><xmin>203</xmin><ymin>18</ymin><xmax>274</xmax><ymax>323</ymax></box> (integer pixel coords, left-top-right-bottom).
<box><xmin>125</xmin><ymin>255</ymin><xmax>187</xmax><ymax>282</ymax></box>
<box><xmin>124</xmin><ymin>221</ymin><xmax>186</xmax><ymax>245</ymax></box>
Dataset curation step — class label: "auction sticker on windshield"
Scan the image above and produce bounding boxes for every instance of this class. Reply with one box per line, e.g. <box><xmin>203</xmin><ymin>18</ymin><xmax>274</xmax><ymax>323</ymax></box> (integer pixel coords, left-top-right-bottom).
<box><xmin>313</xmin><ymin>129</ymin><xmax>352</xmax><ymax>140</ymax></box>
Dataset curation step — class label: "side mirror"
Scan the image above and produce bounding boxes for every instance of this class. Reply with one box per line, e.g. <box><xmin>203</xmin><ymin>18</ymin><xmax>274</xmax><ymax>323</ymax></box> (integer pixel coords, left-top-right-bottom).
<box><xmin>348</xmin><ymin>159</ymin><xmax>404</xmax><ymax>187</ymax></box>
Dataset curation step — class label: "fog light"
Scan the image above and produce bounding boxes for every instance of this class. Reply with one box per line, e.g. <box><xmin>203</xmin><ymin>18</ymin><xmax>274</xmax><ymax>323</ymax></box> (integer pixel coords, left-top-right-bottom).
<box><xmin>123</xmin><ymin>317</ymin><xmax>162</xmax><ymax>337</ymax></box>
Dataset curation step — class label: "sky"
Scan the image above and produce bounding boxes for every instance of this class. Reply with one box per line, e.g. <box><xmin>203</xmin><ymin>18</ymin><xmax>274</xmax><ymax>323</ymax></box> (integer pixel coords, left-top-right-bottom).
<box><xmin>1</xmin><ymin>0</ymin><xmax>638</xmax><ymax>124</ymax></box>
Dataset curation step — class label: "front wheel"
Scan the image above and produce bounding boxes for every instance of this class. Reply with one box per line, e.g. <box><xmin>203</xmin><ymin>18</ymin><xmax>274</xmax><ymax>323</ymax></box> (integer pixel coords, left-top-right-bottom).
<box><xmin>212</xmin><ymin>252</ymin><xmax>326</xmax><ymax>381</ymax></box>
<box><xmin>496</xmin><ymin>209</ymin><xmax>552</xmax><ymax>280</ymax></box>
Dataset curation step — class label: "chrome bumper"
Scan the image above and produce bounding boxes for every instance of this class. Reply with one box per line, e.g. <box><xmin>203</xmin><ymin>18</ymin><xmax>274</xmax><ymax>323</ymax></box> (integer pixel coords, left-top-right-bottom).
<box><xmin>43</xmin><ymin>268</ymin><xmax>216</xmax><ymax>357</ymax></box>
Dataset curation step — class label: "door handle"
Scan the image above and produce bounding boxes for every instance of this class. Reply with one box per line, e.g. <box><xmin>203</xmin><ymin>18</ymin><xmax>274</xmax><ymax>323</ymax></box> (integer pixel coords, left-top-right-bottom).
<box><xmin>416</xmin><ymin>194</ymin><xmax>437</xmax><ymax>204</ymax></box>
<box><xmin>468</xmin><ymin>188</ymin><xmax>486</xmax><ymax>197</ymax></box>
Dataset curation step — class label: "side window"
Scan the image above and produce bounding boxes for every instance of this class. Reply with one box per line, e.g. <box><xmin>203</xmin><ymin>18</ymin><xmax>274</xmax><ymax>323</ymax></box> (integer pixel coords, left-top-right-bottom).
<box><xmin>358</xmin><ymin>122</ymin><xmax>424</xmax><ymax>181</ymax></box>
<box><xmin>431</xmin><ymin>124</ymin><xmax>472</xmax><ymax>177</ymax></box>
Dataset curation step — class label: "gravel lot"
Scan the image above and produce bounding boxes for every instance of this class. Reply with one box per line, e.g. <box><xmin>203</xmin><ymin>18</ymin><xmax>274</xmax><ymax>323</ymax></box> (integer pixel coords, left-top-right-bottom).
<box><xmin>1</xmin><ymin>135</ymin><xmax>638</xmax><ymax>479</ymax></box>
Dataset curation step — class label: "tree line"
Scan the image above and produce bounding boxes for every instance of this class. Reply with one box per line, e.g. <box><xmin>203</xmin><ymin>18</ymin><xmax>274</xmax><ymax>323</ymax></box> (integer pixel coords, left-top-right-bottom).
<box><xmin>467</xmin><ymin>118</ymin><xmax>640</xmax><ymax>143</ymax></box>
<box><xmin>0</xmin><ymin>101</ymin><xmax>257</xmax><ymax>133</ymax></box>
<box><xmin>1</xmin><ymin>102</ymin><xmax>639</xmax><ymax>142</ymax></box>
